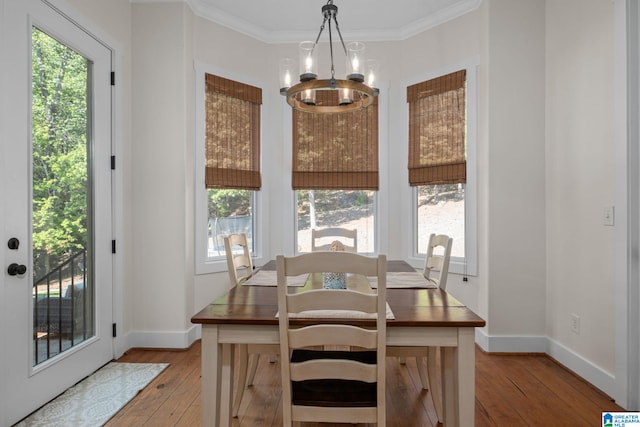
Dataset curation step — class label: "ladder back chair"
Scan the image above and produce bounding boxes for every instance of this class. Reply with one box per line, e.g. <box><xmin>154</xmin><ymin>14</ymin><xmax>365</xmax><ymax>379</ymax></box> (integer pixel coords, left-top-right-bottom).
<box><xmin>223</xmin><ymin>233</ymin><xmax>279</xmax><ymax>417</ymax></box>
<box><xmin>277</xmin><ymin>252</ymin><xmax>387</xmax><ymax>426</ymax></box>
<box><xmin>311</xmin><ymin>227</ymin><xmax>357</xmax><ymax>253</ymax></box>
<box><xmin>388</xmin><ymin>233</ymin><xmax>453</xmax><ymax>424</ymax></box>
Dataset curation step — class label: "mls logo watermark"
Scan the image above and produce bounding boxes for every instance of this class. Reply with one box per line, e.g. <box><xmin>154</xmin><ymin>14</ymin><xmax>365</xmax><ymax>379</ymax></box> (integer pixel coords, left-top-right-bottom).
<box><xmin>603</xmin><ymin>412</ymin><xmax>640</xmax><ymax>426</ymax></box>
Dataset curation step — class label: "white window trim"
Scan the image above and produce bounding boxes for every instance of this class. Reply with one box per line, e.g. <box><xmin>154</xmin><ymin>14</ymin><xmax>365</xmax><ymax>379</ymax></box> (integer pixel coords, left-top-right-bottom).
<box><xmin>193</xmin><ymin>61</ymin><xmax>264</xmax><ymax>275</ymax></box>
<box><xmin>406</xmin><ymin>62</ymin><xmax>478</xmax><ymax>277</ymax></box>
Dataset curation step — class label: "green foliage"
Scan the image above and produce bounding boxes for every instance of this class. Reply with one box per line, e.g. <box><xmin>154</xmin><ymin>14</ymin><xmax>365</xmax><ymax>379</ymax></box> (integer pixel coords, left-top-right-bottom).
<box><xmin>31</xmin><ymin>28</ymin><xmax>89</xmax><ymax>277</ymax></box>
<box><xmin>208</xmin><ymin>189</ymin><xmax>251</xmax><ymax>218</ymax></box>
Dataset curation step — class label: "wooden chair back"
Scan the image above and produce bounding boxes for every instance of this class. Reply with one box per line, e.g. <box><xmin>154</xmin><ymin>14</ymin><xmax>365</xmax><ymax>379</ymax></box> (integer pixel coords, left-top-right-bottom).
<box><xmin>223</xmin><ymin>233</ymin><xmax>253</xmax><ymax>286</ymax></box>
<box><xmin>422</xmin><ymin>233</ymin><xmax>453</xmax><ymax>290</ymax></box>
<box><xmin>277</xmin><ymin>252</ymin><xmax>386</xmax><ymax>426</ymax></box>
<box><xmin>311</xmin><ymin>227</ymin><xmax>357</xmax><ymax>253</ymax></box>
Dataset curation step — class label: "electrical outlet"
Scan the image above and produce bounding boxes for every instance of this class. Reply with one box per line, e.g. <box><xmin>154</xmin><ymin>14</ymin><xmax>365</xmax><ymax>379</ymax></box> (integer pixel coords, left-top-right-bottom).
<box><xmin>571</xmin><ymin>313</ymin><xmax>580</xmax><ymax>334</ymax></box>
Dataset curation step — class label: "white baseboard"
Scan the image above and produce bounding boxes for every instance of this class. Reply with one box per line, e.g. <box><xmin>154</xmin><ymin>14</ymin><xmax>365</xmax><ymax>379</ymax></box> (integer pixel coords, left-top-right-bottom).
<box><xmin>126</xmin><ymin>325</ymin><xmax>199</xmax><ymax>350</ymax></box>
<box><xmin>547</xmin><ymin>337</ymin><xmax>616</xmax><ymax>401</ymax></box>
<box><xmin>475</xmin><ymin>330</ymin><xmax>547</xmax><ymax>353</ymax></box>
<box><xmin>476</xmin><ymin>330</ymin><xmax>616</xmax><ymax>401</ymax></box>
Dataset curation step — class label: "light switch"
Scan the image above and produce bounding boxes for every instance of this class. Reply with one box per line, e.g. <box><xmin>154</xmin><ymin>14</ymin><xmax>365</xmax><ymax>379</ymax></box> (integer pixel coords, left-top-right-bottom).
<box><xmin>603</xmin><ymin>205</ymin><xmax>615</xmax><ymax>226</ymax></box>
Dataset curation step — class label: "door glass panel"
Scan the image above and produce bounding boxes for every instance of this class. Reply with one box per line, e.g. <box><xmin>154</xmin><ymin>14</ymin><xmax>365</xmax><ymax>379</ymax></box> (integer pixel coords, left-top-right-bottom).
<box><xmin>31</xmin><ymin>27</ymin><xmax>94</xmax><ymax>365</ymax></box>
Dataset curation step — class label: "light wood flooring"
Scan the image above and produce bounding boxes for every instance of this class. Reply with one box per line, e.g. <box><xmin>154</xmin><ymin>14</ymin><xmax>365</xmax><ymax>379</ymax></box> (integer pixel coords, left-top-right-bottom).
<box><xmin>105</xmin><ymin>340</ymin><xmax>624</xmax><ymax>426</ymax></box>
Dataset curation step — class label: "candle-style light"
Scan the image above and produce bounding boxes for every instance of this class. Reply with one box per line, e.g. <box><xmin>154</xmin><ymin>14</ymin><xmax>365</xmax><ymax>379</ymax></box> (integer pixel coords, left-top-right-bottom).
<box><xmin>339</xmin><ymin>88</ymin><xmax>353</xmax><ymax>105</ymax></box>
<box><xmin>346</xmin><ymin>42</ymin><xmax>365</xmax><ymax>82</ymax></box>
<box><xmin>299</xmin><ymin>41</ymin><xmax>318</xmax><ymax>81</ymax></box>
<box><xmin>279</xmin><ymin>58</ymin><xmax>296</xmax><ymax>95</ymax></box>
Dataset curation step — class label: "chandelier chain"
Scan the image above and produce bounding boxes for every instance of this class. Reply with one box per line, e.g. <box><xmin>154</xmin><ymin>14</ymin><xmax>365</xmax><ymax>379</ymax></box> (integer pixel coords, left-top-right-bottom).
<box><xmin>328</xmin><ymin>15</ymin><xmax>335</xmax><ymax>79</ymax></box>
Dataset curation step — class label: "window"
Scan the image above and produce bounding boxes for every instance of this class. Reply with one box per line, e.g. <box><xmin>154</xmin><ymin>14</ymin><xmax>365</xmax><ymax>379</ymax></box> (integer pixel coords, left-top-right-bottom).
<box><xmin>291</xmin><ymin>94</ymin><xmax>379</xmax><ymax>254</ymax></box>
<box><xmin>206</xmin><ymin>189</ymin><xmax>255</xmax><ymax>258</ymax></box>
<box><xmin>408</xmin><ymin>68</ymin><xmax>477</xmax><ymax>275</ymax></box>
<box><xmin>195</xmin><ymin>68</ymin><xmax>262</xmax><ymax>273</ymax></box>
<box><xmin>415</xmin><ymin>184</ymin><xmax>465</xmax><ymax>258</ymax></box>
<box><xmin>295</xmin><ymin>190</ymin><xmax>376</xmax><ymax>253</ymax></box>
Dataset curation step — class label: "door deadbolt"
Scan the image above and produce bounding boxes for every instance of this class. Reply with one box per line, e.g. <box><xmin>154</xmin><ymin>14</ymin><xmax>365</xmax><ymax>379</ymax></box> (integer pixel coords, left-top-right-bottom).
<box><xmin>7</xmin><ymin>263</ymin><xmax>27</xmax><ymax>276</ymax></box>
<box><xmin>7</xmin><ymin>238</ymin><xmax>19</xmax><ymax>250</ymax></box>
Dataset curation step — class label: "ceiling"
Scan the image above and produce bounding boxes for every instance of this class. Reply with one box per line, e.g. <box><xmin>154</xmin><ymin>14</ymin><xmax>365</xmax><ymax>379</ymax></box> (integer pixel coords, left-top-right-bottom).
<box><xmin>185</xmin><ymin>0</ymin><xmax>482</xmax><ymax>43</ymax></box>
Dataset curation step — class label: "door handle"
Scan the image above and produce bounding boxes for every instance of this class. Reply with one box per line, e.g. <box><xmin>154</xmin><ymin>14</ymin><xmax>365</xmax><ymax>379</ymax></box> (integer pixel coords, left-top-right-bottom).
<box><xmin>7</xmin><ymin>263</ymin><xmax>27</xmax><ymax>276</ymax></box>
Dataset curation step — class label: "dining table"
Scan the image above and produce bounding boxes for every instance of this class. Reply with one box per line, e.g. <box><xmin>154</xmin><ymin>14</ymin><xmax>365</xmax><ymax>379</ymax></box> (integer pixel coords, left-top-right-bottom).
<box><xmin>191</xmin><ymin>259</ymin><xmax>485</xmax><ymax>427</ymax></box>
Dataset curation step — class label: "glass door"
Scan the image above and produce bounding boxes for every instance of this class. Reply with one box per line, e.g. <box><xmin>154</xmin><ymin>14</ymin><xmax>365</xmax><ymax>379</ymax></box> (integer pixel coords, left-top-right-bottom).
<box><xmin>1</xmin><ymin>1</ymin><xmax>113</xmax><ymax>424</ymax></box>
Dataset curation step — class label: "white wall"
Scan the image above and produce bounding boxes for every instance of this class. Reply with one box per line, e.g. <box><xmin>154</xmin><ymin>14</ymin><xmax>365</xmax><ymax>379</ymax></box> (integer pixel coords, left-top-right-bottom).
<box><xmin>485</xmin><ymin>0</ymin><xmax>547</xmax><ymax>345</ymax></box>
<box><xmin>130</xmin><ymin>2</ymin><xmax>196</xmax><ymax>347</ymax></box>
<box><xmin>546</xmin><ymin>0</ymin><xmax>616</xmax><ymax>386</ymax></box>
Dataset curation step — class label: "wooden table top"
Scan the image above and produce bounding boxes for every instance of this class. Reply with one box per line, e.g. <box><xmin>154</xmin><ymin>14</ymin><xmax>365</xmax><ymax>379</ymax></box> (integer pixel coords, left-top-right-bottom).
<box><xmin>191</xmin><ymin>260</ymin><xmax>485</xmax><ymax>328</ymax></box>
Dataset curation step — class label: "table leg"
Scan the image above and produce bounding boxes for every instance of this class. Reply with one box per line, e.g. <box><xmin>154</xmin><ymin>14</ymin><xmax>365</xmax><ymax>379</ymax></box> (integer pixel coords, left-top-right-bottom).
<box><xmin>441</xmin><ymin>346</ymin><xmax>456</xmax><ymax>426</ymax></box>
<box><xmin>441</xmin><ymin>327</ymin><xmax>475</xmax><ymax>427</ymax></box>
<box><xmin>233</xmin><ymin>344</ymin><xmax>249</xmax><ymax>417</ymax></box>
<box><xmin>456</xmin><ymin>327</ymin><xmax>475</xmax><ymax>427</ymax></box>
<box><xmin>201</xmin><ymin>326</ymin><xmax>221</xmax><ymax>427</ymax></box>
<box><xmin>220</xmin><ymin>343</ymin><xmax>235</xmax><ymax>427</ymax></box>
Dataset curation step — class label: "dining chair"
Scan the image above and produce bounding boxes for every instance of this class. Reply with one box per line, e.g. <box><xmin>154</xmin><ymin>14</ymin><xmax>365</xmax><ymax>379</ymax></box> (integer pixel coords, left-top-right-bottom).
<box><xmin>224</xmin><ymin>233</ymin><xmax>253</xmax><ymax>285</ymax></box>
<box><xmin>311</xmin><ymin>227</ymin><xmax>357</xmax><ymax>253</ymax></box>
<box><xmin>223</xmin><ymin>233</ymin><xmax>279</xmax><ymax>417</ymax></box>
<box><xmin>387</xmin><ymin>233</ymin><xmax>452</xmax><ymax>424</ymax></box>
<box><xmin>277</xmin><ymin>252</ymin><xmax>387</xmax><ymax>426</ymax></box>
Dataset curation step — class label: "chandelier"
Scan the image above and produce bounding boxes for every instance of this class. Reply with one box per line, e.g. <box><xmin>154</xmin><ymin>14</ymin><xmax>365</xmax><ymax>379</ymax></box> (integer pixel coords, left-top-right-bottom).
<box><xmin>279</xmin><ymin>0</ymin><xmax>380</xmax><ymax>114</ymax></box>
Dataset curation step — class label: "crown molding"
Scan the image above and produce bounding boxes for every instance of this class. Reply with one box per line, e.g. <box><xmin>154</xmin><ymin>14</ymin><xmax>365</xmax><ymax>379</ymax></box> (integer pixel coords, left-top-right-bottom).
<box><xmin>130</xmin><ymin>0</ymin><xmax>482</xmax><ymax>43</ymax></box>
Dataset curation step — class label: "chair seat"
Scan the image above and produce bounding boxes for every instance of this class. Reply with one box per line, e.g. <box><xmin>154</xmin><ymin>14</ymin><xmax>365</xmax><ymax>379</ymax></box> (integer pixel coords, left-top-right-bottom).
<box><xmin>291</xmin><ymin>349</ymin><xmax>377</xmax><ymax>408</ymax></box>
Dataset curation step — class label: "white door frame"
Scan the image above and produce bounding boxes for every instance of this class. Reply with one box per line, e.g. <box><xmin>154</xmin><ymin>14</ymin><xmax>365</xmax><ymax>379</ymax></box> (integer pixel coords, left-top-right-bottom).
<box><xmin>614</xmin><ymin>0</ymin><xmax>640</xmax><ymax>410</ymax></box>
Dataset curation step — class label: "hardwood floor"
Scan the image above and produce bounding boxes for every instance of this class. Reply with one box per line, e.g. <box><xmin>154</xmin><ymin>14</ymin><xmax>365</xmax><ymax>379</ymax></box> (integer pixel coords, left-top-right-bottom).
<box><xmin>105</xmin><ymin>340</ymin><xmax>623</xmax><ymax>426</ymax></box>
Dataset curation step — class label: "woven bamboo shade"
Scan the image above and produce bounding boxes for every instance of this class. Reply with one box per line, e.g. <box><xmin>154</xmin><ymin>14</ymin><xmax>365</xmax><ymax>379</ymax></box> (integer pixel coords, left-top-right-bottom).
<box><xmin>407</xmin><ymin>69</ymin><xmax>466</xmax><ymax>186</ymax></box>
<box><xmin>205</xmin><ymin>73</ymin><xmax>262</xmax><ymax>190</ymax></box>
<box><xmin>292</xmin><ymin>91</ymin><xmax>378</xmax><ymax>190</ymax></box>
